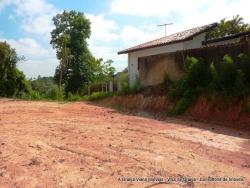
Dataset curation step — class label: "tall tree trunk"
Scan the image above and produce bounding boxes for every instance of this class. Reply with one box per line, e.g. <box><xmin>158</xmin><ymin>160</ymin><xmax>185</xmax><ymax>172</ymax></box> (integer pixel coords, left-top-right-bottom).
<box><xmin>59</xmin><ymin>64</ymin><xmax>63</xmax><ymax>90</ymax></box>
<box><xmin>59</xmin><ymin>41</ymin><xmax>68</xmax><ymax>91</ymax></box>
<box><xmin>88</xmin><ymin>86</ymin><xmax>90</xmax><ymax>95</ymax></box>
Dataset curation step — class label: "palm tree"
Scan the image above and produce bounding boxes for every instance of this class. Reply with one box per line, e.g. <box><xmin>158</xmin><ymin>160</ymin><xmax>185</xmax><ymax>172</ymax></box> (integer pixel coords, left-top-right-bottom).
<box><xmin>207</xmin><ymin>15</ymin><xmax>250</xmax><ymax>39</ymax></box>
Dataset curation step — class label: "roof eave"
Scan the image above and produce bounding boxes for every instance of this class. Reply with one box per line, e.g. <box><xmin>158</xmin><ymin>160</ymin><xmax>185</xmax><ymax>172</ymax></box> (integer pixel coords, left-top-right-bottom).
<box><xmin>117</xmin><ymin>38</ymin><xmax>192</xmax><ymax>54</ymax></box>
<box><xmin>118</xmin><ymin>23</ymin><xmax>218</xmax><ymax>55</ymax></box>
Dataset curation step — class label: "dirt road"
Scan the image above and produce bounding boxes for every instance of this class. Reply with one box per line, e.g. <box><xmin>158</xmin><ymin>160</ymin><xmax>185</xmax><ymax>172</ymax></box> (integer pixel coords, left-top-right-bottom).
<box><xmin>0</xmin><ymin>99</ymin><xmax>250</xmax><ymax>188</ymax></box>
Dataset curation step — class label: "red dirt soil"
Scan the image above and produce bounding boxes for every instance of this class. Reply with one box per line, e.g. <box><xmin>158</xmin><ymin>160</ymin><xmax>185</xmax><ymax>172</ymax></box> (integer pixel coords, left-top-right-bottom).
<box><xmin>0</xmin><ymin>99</ymin><xmax>250</xmax><ymax>188</ymax></box>
<box><xmin>98</xmin><ymin>94</ymin><xmax>250</xmax><ymax>128</ymax></box>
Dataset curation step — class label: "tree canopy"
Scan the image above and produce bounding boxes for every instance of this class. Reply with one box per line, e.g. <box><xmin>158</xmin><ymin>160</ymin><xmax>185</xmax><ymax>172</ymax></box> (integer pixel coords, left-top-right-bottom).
<box><xmin>51</xmin><ymin>10</ymin><xmax>116</xmax><ymax>94</ymax></box>
<box><xmin>208</xmin><ymin>15</ymin><xmax>250</xmax><ymax>39</ymax></box>
<box><xmin>91</xmin><ymin>59</ymin><xmax>116</xmax><ymax>84</ymax></box>
<box><xmin>0</xmin><ymin>41</ymin><xmax>30</xmax><ymax>97</ymax></box>
<box><xmin>51</xmin><ymin>10</ymin><xmax>95</xmax><ymax>94</ymax></box>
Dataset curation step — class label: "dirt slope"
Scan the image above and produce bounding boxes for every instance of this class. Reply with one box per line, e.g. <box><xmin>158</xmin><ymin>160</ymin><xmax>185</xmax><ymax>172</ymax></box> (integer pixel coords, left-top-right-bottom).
<box><xmin>0</xmin><ymin>99</ymin><xmax>250</xmax><ymax>188</ymax></box>
<box><xmin>96</xmin><ymin>94</ymin><xmax>250</xmax><ymax>128</ymax></box>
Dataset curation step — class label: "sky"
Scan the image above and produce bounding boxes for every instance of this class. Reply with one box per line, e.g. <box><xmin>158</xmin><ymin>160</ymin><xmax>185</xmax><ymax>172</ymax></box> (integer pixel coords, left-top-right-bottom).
<box><xmin>0</xmin><ymin>0</ymin><xmax>250</xmax><ymax>78</ymax></box>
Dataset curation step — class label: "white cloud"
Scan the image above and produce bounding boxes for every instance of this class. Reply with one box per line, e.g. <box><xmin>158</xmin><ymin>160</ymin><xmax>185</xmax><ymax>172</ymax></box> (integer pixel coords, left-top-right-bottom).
<box><xmin>14</xmin><ymin>0</ymin><xmax>56</xmax><ymax>17</ymax></box>
<box><xmin>88</xmin><ymin>43</ymin><xmax>127</xmax><ymax>72</ymax></box>
<box><xmin>120</xmin><ymin>25</ymin><xmax>162</xmax><ymax>46</ymax></box>
<box><xmin>1</xmin><ymin>37</ymin><xmax>58</xmax><ymax>78</ymax></box>
<box><xmin>0</xmin><ymin>0</ymin><xmax>12</xmax><ymax>10</ymax></box>
<box><xmin>18</xmin><ymin>58</ymin><xmax>58</xmax><ymax>78</ymax></box>
<box><xmin>0</xmin><ymin>0</ymin><xmax>59</xmax><ymax>77</ymax></box>
<box><xmin>8</xmin><ymin>14</ymin><xmax>15</xmax><ymax>21</ymax></box>
<box><xmin>87</xmin><ymin>14</ymin><xmax>127</xmax><ymax>71</ymax></box>
<box><xmin>3</xmin><ymin>0</ymin><xmax>249</xmax><ymax>76</ymax></box>
<box><xmin>181</xmin><ymin>0</ymin><xmax>250</xmax><ymax>26</ymax></box>
<box><xmin>21</xmin><ymin>14</ymin><xmax>54</xmax><ymax>35</ymax></box>
<box><xmin>86</xmin><ymin>14</ymin><xmax>169</xmax><ymax>72</ymax></box>
<box><xmin>110</xmin><ymin>0</ymin><xmax>250</xmax><ymax>47</ymax></box>
<box><xmin>3</xmin><ymin>38</ymin><xmax>51</xmax><ymax>58</ymax></box>
<box><xmin>110</xmin><ymin>0</ymin><xmax>250</xmax><ymax>25</ymax></box>
<box><xmin>86</xmin><ymin>14</ymin><xmax>119</xmax><ymax>42</ymax></box>
<box><xmin>110</xmin><ymin>0</ymin><xmax>206</xmax><ymax>17</ymax></box>
<box><xmin>4</xmin><ymin>0</ymin><xmax>58</xmax><ymax>35</ymax></box>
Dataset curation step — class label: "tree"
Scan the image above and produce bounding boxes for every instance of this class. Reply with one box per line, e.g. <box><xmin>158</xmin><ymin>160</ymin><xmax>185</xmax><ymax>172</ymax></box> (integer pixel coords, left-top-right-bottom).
<box><xmin>0</xmin><ymin>41</ymin><xmax>31</xmax><ymax>97</ymax></box>
<box><xmin>87</xmin><ymin>58</ymin><xmax>116</xmax><ymax>92</ymax></box>
<box><xmin>208</xmin><ymin>15</ymin><xmax>250</xmax><ymax>39</ymax></box>
<box><xmin>30</xmin><ymin>76</ymin><xmax>57</xmax><ymax>95</ymax></box>
<box><xmin>50</xmin><ymin>10</ymin><xmax>94</xmax><ymax>94</ymax></box>
<box><xmin>57</xmin><ymin>34</ymin><xmax>70</xmax><ymax>90</ymax></box>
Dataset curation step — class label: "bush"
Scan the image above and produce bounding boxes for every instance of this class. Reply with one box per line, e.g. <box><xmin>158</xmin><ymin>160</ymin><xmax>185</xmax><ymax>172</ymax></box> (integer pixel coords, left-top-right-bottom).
<box><xmin>0</xmin><ymin>42</ymin><xmax>31</xmax><ymax>97</ymax></box>
<box><xmin>162</xmin><ymin>73</ymin><xmax>173</xmax><ymax>89</ymax></box>
<box><xmin>30</xmin><ymin>76</ymin><xmax>57</xmax><ymax>96</ymax></box>
<box><xmin>218</xmin><ymin>54</ymin><xmax>238</xmax><ymax>96</ymax></box>
<box><xmin>169</xmin><ymin>57</ymin><xmax>211</xmax><ymax>114</ymax></box>
<box><xmin>85</xmin><ymin>92</ymin><xmax>113</xmax><ymax>101</ymax></box>
<box><xmin>210</xmin><ymin>63</ymin><xmax>220</xmax><ymax>90</ymax></box>
<box><xmin>185</xmin><ymin>56</ymin><xmax>212</xmax><ymax>89</ymax></box>
<box><xmin>29</xmin><ymin>91</ymin><xmax>42</xmax><ymax>100</ymax></box>
<box><xmin>237</xmin><ymin>53</ymin><xmax>250</xmax><ymax>86</ymax></box>
<box><xmin>18</xmin><ymin>90</ymin><xmax>41</xmax><ymax>100</ymax></box>
<box><xmin>168</xmin><ymin>96</ymin><xmax>196</xmax><ymax>115</ymax></box>
<box><xmin>169</xmin><ymin>53</ymin><xmax>250</xmax><ymax>115</ymax></box>
<box><xmin>45</xmin><ymin>87</ymin><xmax>64</xmax><ymax>100</ymax></box>
<box><xmin>118</xmin><ymin>82</ymin><xmax>141</xmax><ymax>96</ymax></box>
<box><xmin>233</xmin><ymin>70</ymin><xmax>247</xmax><ymax>97</ymax></box>
<box><xmin>209</xmin><ymin>54</ymin><xmax>250</xmax><ymax>97</ymax></box>
<box><xmin>169</xmin><ymin>77</ymin><xmax>188</xmax><ymax>100</ymax></box>
<box><xmin>67</xmin><ymin>92</ymin><xmax>82</xmax><ymax>101</ymax></box>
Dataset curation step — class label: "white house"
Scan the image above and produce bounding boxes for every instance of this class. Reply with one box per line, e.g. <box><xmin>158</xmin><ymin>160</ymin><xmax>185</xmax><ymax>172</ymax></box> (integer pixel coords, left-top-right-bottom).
<box><xmin>118</xmin><ymin>23</ymin><xmax>250</xmax><ymax>87</ymax></box>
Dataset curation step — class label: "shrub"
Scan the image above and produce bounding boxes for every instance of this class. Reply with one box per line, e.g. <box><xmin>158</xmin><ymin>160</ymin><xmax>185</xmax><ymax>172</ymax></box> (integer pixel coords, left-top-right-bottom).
<box><xmin>233</xmin><ymin>70</ymin><xmax>248</xmax><ymax>97</ymax></box>
<box><xmin>30</xmin><ymin>76</ymin><xmax>57</xmax><ymax>96</ymax></box>
<box><xmin>210</xmin><ymin>63</ymin><xmax>220</xmax><ymax>90</ymax></box>
<box><xmin>67</xmin><ymin>92</ymin><xmax>82</xmax><ymax>101</ymax></box>
<box><xmin>86</xmin><ymin>92</ymin><xmax>113</xmax><ymax>101</ymax></box>
<box><xmin>162</xmin><ymin>73</ymin><xmax>173</xmax><ymax>89</ymax></box>
<box><xmin>169</xmin><ymin>53</ymin><xmax>250</xmax><ymax>115</ymax></box>
<box><xmin>168</xmin><ymin>96</ymin><xmax>196</xmax><ymax>115</ymax></box>
<box><xmin>0</xmin><ymin>42</ymin><xmax>31</xmax><ymax>97</ymax></box>
<box><xmin>237</xmin><ymin>53</ymin><xmax>250</xmax><ymax>86</ymax></box>
<box><xmin>185</xmin><ymin>56</ymin><xmax>211</xmax><ymax>89</ymax></box>
<box><xmin>118</xmin><ymin>82</ymin><xmax>141</xmax><ymax>96</ymax></box>
<box><xmin>169</xmin><ymin>57</ymin><xmax>211</xmax><ymax>114</ymax></box>
<box><xmin>46</xmin><ymin>87</ymin><xmax>64</xmax><ymax>100</ymax></box>
<box><xmin>219</xmin><ymin>54</ymin><xmax>238</xmax><ymax>96</ymax></box>
<box><xmin>18</xmin><ymin>90</ymin><xmax>41</xmax><ymax>100</ymax></box>
<box><xmin>29</xmin><ymin>91</ymin><xmax>41</xmax><ymax>100</ymax></box>
<box><xmin>169</xmin><ymin>77</ymin><xmax>188</xmax><ymax>100</ymax></box>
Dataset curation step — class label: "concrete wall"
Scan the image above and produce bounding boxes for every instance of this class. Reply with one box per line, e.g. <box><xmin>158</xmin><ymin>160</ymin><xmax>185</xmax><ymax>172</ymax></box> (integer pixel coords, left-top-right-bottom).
<box><xmin>128</xmin><ymin>33</ymin><xmax>206</xmax><ymax>86</ymax></box>
<box><xmin>139</xmin><ymin>54</ymin><xmax>183</xmax><ymax>86</ymax></box>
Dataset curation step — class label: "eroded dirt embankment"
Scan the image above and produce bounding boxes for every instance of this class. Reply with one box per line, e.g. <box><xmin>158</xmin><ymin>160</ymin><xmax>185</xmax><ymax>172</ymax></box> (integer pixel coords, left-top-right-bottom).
<box><xmin>97</xmin><ymin>94</ymin><xmax>250</xmax><ymax>129</ymax></box>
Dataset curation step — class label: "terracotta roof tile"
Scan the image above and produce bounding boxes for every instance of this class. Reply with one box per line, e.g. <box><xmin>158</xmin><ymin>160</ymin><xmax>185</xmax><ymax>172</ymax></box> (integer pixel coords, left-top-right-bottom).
<box><xmin>118</xmin><ymin>23</ymin><xmax>217</xmax><ymax>54</ymax></box>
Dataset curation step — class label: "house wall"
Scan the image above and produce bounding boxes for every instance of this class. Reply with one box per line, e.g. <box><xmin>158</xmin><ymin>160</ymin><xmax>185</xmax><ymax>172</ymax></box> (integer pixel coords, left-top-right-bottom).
<box><xmin>128</xmin><ymin>33</ymin><xmax>206</xmax><ymax>86</ymax></box>
<box><xmin>138</xmin><ymin>54</ymin><xmax>183</xmax><ymax>86</ymax></box>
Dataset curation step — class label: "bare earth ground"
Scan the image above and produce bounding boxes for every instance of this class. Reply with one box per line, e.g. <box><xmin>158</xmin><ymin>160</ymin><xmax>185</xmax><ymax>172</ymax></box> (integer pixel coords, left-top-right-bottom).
<box><xmin>0</xmin><ymin>99</ymin><xmax>250</xmax><ymax>188</ymax></box>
